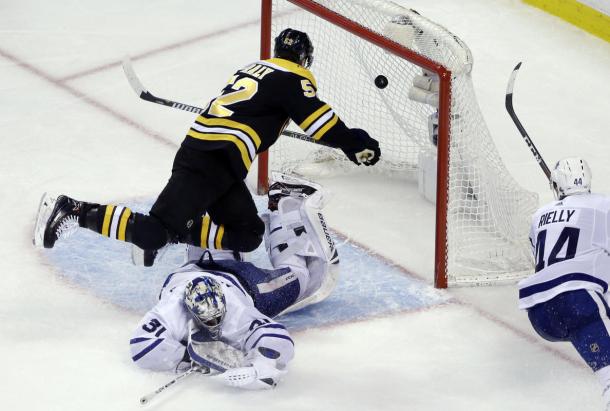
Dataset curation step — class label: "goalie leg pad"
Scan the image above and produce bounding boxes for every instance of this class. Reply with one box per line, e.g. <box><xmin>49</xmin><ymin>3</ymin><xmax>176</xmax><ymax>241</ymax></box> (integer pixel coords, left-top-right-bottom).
<box><xmin>264</xmin><ymin>190</ymin><xmax>339</xmax><ymax>314</ymax></box>
<box><xmin>265</xmin><ymin>192</ymin><xmax>337</xmax><ymax>265</ymax></box>
<box><xmin>265</xmin><ymin>197</ymin><xmax>313</xmax><ymax>265</ymax></box>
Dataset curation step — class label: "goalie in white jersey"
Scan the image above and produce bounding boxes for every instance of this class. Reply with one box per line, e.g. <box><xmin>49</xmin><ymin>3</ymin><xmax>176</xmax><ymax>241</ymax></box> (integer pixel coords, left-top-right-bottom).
<box><xmin>130</xmin><ymin>174</ymin><xmax>339</xmax><ymax>390</ymax></box>
<box><xmin>519</xmin><ymin>157</ymin><xmax>610</xmax><ymax>408</ymax></box>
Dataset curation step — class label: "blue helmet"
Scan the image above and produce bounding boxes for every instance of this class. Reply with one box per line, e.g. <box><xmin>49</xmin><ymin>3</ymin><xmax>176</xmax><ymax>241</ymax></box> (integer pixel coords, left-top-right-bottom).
<box><xmin>274</xmin><ymin>28</ymin><xmax>314</xmax><ymax>68</ymax></box>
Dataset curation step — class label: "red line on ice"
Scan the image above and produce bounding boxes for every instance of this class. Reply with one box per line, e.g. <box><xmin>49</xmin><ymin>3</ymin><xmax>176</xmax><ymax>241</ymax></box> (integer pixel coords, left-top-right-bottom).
<box><xmin>0</xmin><ymin>47</ymin><xmax>176</xmax><ymax>150</ymax></box>
<box><xmin>58</xmin><ymin>19</ymin><xmax>261</xmax><ymax>82</ymax></box>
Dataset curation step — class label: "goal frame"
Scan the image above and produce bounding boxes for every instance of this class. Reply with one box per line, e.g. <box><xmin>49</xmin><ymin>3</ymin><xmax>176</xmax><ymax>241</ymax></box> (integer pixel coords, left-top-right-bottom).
<box><xmin>256</xmin><ymin>0</ymin><xmax>453</xmax><ymax>288</ymax></box>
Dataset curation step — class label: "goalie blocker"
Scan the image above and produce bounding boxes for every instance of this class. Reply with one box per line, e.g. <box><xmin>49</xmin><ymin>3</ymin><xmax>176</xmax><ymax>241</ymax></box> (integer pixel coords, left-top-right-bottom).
<box><xmin>130</xmin><ymin>173</ymin><xmax>338</xmax><ymax>391</ymax></box>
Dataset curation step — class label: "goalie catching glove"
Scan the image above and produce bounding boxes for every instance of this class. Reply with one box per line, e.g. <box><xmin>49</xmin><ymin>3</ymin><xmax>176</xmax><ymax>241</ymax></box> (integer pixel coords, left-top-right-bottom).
<box><xmin>342</xmin><ymin>128</ymin><xmax>381</xmax><ymax>166</ymax></box>
<box><xmin>187</xmin><ymin>321</ymin><xmax>288</xmax><ymax>390</ymax></box>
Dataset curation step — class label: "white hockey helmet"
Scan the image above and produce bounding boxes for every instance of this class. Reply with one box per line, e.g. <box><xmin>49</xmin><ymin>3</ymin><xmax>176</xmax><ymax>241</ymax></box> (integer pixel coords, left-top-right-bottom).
<box><xmin>550</xmin><ymin>157</ymin><xmax>592</xmax><ymax>200</ymax></box>
<box><xmin>184</xmin><ymin>276</ymin><xmax>226</xmax><ymax>338</ymax></box>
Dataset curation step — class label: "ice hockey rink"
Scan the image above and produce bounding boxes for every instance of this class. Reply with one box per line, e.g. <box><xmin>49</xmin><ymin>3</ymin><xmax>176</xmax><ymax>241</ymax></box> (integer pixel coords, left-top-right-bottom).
<box><xmin>2</xmin><ymin>0</ymin><xmax>609</xmax><ymax>410</ymax></box>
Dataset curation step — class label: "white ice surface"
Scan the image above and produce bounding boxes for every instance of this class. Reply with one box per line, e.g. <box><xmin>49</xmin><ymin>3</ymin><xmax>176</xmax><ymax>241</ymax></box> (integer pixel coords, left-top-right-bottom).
<box><xmin>1</xmin><ymin>0</ymin><xmax>609</xmax><ymax>410</ymax></box>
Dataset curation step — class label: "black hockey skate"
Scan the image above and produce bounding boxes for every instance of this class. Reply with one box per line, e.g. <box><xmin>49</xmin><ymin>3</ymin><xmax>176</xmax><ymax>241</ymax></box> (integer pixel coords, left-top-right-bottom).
<box><xmin>33</xmin><ymin>193</ymin><xmax>82</xmax><ymax>249</ymax></box>
<box><xmin>268</xmin><ymin>172</ymin><xmax>321</xmax><ymax>211</ymax></box>
<box><xmin>143</xmin><ymin>249</ymin><xmax>157</xmax><ymax>267</ymax></box>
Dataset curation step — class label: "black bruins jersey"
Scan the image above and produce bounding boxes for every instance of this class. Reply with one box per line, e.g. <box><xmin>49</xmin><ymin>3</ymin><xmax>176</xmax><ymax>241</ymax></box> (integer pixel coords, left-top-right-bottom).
<box><xmin>181</xmin><ymin>58</ymin><xmax>356</xmax><ymax>179</ymax></box>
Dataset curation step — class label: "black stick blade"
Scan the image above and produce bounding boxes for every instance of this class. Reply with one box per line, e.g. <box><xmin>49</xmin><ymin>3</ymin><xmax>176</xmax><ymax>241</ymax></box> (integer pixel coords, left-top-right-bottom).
<box><xmin>503</xmin><ymin>61</ymin><xmax>551</xmax><ymax>180</ymax></box>
<box><xmin>505</xmin><ymin>61</ymin><xmax>522</xmax><ymax>102</ymax></box>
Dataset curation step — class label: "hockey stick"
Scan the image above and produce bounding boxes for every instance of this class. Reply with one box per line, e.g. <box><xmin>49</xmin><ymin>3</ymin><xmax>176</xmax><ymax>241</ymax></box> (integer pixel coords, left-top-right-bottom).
<box><xmin>139</xmin><ymin>366</ymin><xmax>208</xmax><ymax>406</ymax></box>
<box><xmin>121</xmin><ymin>57</ymin><xmax>333</xmax><ymax>148</ymax></box>
<box><xmin>505</xmin><ymin>62</ymin><xmax>551</xmax><ymax>180</ymax></box>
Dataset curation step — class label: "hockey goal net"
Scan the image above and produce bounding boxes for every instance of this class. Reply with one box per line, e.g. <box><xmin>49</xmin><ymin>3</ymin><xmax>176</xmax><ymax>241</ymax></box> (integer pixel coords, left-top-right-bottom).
<box><xmin>257</xmin><ymin>0</ymin><xmax>538</xmax><ymax>287</ymax></box>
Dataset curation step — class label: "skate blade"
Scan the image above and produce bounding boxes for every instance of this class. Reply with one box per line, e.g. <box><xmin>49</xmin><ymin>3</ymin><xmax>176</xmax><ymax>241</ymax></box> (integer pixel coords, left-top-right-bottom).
<box><xmin>131</xmin><ymin>245</ymin><xmax>168</xmax><ymax>267</ymax></box>
<box><xmin>131</xmin><ymin>245</ymin><xmax>145</xmax><ymax>266</ymax></box>
<box><xmin>32</xmin><ymin>193</ymin><xmax>56</xmax><ymax>248</ymax></box>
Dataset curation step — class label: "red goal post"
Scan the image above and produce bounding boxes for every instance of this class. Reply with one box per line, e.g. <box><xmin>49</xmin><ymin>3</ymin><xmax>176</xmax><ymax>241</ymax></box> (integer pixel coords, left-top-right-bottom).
<box><xmin>256</xmin><ymin>0</ymin><xmax>537</xmax><ymax>288</ymax></box>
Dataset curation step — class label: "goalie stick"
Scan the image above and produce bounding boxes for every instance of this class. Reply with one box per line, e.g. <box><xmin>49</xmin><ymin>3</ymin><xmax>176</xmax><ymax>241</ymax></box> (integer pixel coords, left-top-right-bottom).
<box><xmin>121</xmin><ymin>57</ymin><xmax>334</xmax><ymax>148</ymax></box>
<box><xmin>505</xmin><ymin>62</ymin><xmax>551</xmax><ymax>180</ymax></box>
<box><xmin>139</xmin><ymin>332</ymin><xmax>248</xmax><ymax>406</ymax></box>
<box><xmin>139</xmin><ymin>365</ymin><xmax>209</xmax><ymax>406</ymax></box>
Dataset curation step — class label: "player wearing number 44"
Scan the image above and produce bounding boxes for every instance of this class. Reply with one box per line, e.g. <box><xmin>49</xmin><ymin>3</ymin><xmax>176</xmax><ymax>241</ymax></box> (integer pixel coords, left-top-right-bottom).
<box><xmin>32</xmin><ymin>28</ymin><xmax>380</xmax><ymax>268</ymax></box>
<box><xmin>131</xmin><ymin>176</ymin><xmax>339</xmax><ymax>390</ymax></box>
<box><xmin>518</xmin><ymin>157</ymin><xmax>610</xmax><ymax>409</ymax></box>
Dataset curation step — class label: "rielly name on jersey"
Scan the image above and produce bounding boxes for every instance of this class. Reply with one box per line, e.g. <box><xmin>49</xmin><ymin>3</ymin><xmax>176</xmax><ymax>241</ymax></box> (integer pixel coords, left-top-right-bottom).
<box><xmin>181</xmin><ymin>57</ymin><xmax>355</xmax><ymax>179</ymax></box>
<box><xmin>536</xmin><ymin>209</ymin><xmax>577</xmax><ymax>228</ymax></box>
<box><xmin>518</xmin><ymin>193</ymin><xmax>610</xmax><ymax>309</ymax></box>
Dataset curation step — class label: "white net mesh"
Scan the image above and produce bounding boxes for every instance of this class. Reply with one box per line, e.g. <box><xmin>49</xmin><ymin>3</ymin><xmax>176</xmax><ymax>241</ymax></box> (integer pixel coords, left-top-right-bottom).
<box><xmin>267</xmin><ymin>0</ymin><xmax>538</xmax><ymax>285</ymax></box>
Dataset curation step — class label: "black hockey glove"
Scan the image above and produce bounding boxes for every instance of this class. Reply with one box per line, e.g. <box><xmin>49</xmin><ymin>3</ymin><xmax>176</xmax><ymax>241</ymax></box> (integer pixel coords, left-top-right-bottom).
<box><xmin>342</xmin><ymin>128</ymin><xmax>381</xmax><ymax>166</ymax></box>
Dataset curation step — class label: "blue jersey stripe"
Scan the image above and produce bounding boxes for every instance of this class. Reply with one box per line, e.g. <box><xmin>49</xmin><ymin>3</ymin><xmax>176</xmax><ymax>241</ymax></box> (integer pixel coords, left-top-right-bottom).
<box><xmin>520</xmin><ymin>272</ymin><xmax>608</xmax><ymax>299</ymax></box>
<box><xmin>244</xmin><ymin>324</ymin><xmax>287</xmax><ymax>347</ymax></box>
<box><xmin>130</xmin><ymin>337</ymin><xmax>152</xmax><ymax>344</ymax></box>
<box><xmin>158</xmin><ymin>273</ymin><xmax>176</xmax><ymax>299</ymax></box>
<box><xmin>249</xmin><ymin>333</ymin><xmax>294</xmax><ymax>350</ymax></box>
<box><xmin>160</xmin><ymin>273</ymin><xmax>175</xmax><ymax>289</ymax></box>
<box><xmin>132</xmin><ymin>338</ymin><xmax>164</xmax><ymax>361</ymax></box>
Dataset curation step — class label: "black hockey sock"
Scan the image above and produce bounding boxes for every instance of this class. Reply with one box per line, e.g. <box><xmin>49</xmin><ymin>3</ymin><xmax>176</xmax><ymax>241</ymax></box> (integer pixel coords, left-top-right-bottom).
<box><xmin>78</xmin><ymin>203</ymin><xmax>171</xmax><ymax>250</ymax></box>
<box><xmin>190</xmin><ymin>214</ymin><xmax>263</xmax><ymax>252</ymax></box>
<box><xmin>79</xmin><ymin>203</ymin><xmax>134</xmax><ymax>242</ymax></box>
<box><xmin>190</xmin><ymin>214</ymin><xmax>226</xmax><ymax>249</ymax></box>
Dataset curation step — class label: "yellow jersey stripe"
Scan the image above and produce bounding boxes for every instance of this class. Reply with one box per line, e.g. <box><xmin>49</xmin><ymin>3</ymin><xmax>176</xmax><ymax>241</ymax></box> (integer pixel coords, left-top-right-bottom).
<box><xmin>187</xmin><ymin>130</ymin><xmax>252</xmax><ymax>170</ymax></box>
<box><xmin>201</xmin><ymin>215</ymin><xmax>211</xmax><ymax>248</ymax></box>
<box><xmin>102</xmin><ymin>205</ymin><xmax>115</xmax><ymax>237</ymax></box>
<box><xmin>266</xmin><ymin>58</ymin><xmax>317</xmax><ymax>88</ymax></box>
<box><xmin>214</xmin><ymin>224</ymin><xmax>225</xmax><ymax>249</ymax></box>
<box><xmin>313</xmin><ymin>115</ymin><xmax>339</xmax><ymax>141</ymax></box>
<box><xmin>117</xmin><ymin>208</ymin><xmax>132</xmax><ymax>241</ymax></box>
<box><xmin>299</xmin><ymin>104</ymin><xmax>331</xmax><ymax>131</ymax></box>
<box><xmin>195</xmin><ymin>116</ymin><xmax>261</xmax><ymax>148</ymax></box>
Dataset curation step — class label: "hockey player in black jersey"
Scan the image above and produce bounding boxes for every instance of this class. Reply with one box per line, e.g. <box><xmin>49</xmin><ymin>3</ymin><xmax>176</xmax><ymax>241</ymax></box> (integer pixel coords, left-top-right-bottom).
<box><xmin>33</xmin><ymin>28</ymin><xmax>381</xmax><ymax>264</ymax></box>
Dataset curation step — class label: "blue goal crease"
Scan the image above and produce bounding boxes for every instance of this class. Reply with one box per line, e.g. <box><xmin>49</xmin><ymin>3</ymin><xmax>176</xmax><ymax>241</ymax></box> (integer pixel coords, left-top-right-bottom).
<box><xmin>43</xmin><ymin>197</ymin><xmax>450</xmax><ymax>331</ymax></box>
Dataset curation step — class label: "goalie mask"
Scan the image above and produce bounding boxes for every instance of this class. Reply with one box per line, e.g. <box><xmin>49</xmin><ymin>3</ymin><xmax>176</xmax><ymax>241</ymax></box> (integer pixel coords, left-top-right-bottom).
<box><xmin>550</xmin><ymin>157</ymin><xmax>592</xmax><ymax>200</ymax></box>
<box><xmin>184</xmin><ymin>277</ymin><xmax>226</xmax><ymax>338</ymax></box>
<box><xmin>274</xmin><ymin>28</ymin><xmax>314</xmax><ymax>68</ymax></box>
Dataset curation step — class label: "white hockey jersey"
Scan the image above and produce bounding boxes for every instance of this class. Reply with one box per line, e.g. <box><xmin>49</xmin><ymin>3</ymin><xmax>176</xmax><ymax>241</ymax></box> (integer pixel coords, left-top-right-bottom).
<box><xmin>130</xmin><ymin>189</ymin><xmax>339</xmax><ymax>381</ymax></box>
<box><xmin>130</xmin><ymin>262</ymin><xmax>295</xmax><ymax>372</ymax></box>
<box><xmin>518</xmin><ymin>193</ymin><xmax>610</xmax><ymax>309</ymax></box>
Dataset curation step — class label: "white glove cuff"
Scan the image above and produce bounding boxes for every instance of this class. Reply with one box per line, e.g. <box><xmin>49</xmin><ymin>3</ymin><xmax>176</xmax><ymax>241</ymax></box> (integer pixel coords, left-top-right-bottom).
<box><xmin>214</xmin><ymin>365</ymin><xmax>278</xmax><ymax>390</ymax></box>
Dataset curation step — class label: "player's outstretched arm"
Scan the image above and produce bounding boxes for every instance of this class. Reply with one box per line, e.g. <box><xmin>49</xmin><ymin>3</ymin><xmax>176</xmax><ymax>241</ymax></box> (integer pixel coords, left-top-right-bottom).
<box><xmin>297</xmin><ymin>106</ymin><xmax>381</xmax><ymax>166</ymax></box>
<box><xmin>278</xmin><ymin>73</ymin><xmax>381</xmax><ymax>166</ymax></box>
<box><xmin>338</xmin><ymin>128</ymin><xmax>381</xmax><ymax>166</ymax></box>
<box><xmin>130</xmin><ymin>305</ymin><xmax>189</xmax><ymax>372</ymax></box>
<box><xmin>188</xmin><ymin>319</ymin><xmax>294</xmax><ymax>390</ymax></box>
<box><xmin>217</xmin><ymin>318</ymin><xmax>294</xmax><ymax>390</ymax></box>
